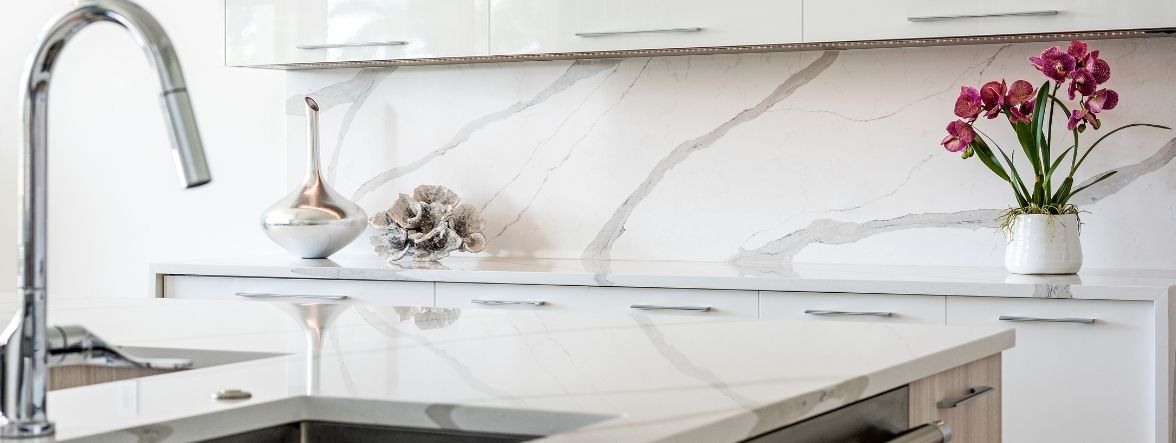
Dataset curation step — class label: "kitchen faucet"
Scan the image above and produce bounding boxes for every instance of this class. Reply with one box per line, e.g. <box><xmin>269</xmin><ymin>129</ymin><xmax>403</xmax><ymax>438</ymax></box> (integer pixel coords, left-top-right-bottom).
<box><xmin>1</xmin><ymin>0</ymin><xmax>210</xmax><ymax>437</ymax></box>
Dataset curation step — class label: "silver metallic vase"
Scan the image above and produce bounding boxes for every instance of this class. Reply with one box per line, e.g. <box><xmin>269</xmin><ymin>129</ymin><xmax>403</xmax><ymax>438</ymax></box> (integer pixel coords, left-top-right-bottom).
<box><xmin>261</xmin><ymin>96</ymin><xmax>367</xmax><ymax>258</ymax></box>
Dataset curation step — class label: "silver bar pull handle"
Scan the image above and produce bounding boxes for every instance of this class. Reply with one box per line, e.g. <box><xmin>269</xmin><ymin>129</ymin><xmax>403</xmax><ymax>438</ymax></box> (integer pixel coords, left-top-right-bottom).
<box><xmin>629</xmin><ymin>304</ymin><xmax>711</xmax><ymax>312</ymax></box>
<box><xmin>235</xmin><ymin>292</ymin><xmax>349</xmax><ymax>301</ymax></box>
<box><xmin>887</xmin><ymin>420</ymin><xmax>952</xmax><ymax>443</ymax></box>
<box><xmin>937</xmin><ymin>385</ymin><xmax>995</xmax><ymax>409</ymax></box>
<box><xmin>998</xmin><ymin>315</ymin><xmax>1095</xmax><ymax>324</ymax></box>
<box><xmin>805</xmin><ymin>309</ymin><xmax>893</xmax><ymax>318</ymax></box>
<box><xmin>575</xmin><ymin>27</ymin><xmax>703</xmax><ymax>38</ymax></box>
<box><xmin>296</xmin><ymin>40</ymin><xmax>408</xmax><ymax>50</ymax></box>
<box><xmin>907</xmin><ymin>10</ymin><xmax>1059</xmax><ymax>22</ymax></box>
<box><xmin>470</xmin><ymin>299</ymin><xmax>546</xmax><ymax>307</ymax></box>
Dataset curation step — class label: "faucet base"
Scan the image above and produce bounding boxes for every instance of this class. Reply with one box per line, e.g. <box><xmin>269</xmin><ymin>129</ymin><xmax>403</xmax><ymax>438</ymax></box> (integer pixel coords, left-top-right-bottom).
<box><xmin>0</xmin><ymin>421</ymin><xmax>54</xmax><ymax>439</ymax></box>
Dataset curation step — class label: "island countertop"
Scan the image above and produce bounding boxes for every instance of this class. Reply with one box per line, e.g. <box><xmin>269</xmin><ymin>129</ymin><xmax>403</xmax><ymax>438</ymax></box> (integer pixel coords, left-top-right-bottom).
<box><xmin>37</xmin><ymin>296</ymin><xmax>1012</xmax><ymax>442</ymax></box>
<box><xmin>152</xmin><ymin>255</ymin><xmax>1176</xmax><ymax>301</ymax></box>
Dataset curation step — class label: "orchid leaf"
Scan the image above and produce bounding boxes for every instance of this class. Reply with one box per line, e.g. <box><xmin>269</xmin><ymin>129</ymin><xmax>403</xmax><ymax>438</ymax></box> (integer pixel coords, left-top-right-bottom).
<box><xmin>1067</xmin><ymin>170</ymin><xmax>1118</xmax><ymax>201</ymax></box>
<box><xmin>994</xmin><ymin>143</ymin><xmax>1032</xmax><ymax>204</ymax></box>
<box><xmin>1029</xmin><ymin>81</ymin><xmax>1051</xmax><ymax>173</ymax></box>
<box><xmin>971</xmin><ymin>139</ymin><xmax>1011</xmax><ymax>183</ymax></box>
<box><xmin>1075</xmin><ymin>123</ymin><xmax>1171</xmax><ymax>171</ymax></box>
<box><xmin>1047</xmin><ymin>145</ymin><xmax>1075</xmax><ymax>177</ymax></box>
<box><xmin>1051</xmin><ymin>176</ymin><xmax>1073</xmax><ymax>204</ymax></box>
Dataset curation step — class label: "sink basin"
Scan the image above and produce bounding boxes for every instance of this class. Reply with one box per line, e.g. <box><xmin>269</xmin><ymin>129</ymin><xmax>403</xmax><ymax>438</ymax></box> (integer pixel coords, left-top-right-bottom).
<box><xmin>202</xmin><ymin>421</ymin><xmax>537</xmax><ymax>443</ymax></box>
<box><xmin>50</xmin><ymin>346</ymin><xmax>282</xmax><ymax>390</ymax></box>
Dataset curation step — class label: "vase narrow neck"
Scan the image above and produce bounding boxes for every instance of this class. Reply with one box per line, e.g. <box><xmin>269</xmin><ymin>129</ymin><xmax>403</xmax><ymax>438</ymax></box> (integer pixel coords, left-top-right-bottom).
<box><xmin>304</xmin><ymin>99</ymin><xmax>322</xmax><ymax>183</ymax></box>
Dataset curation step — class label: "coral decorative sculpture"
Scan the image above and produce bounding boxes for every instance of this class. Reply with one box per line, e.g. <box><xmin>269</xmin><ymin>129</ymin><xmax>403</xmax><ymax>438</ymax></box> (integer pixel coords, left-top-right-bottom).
<box><xmin>369</xmin><ymin>185</ymin><xmax>486</xmax><ymax>262</ymax></box>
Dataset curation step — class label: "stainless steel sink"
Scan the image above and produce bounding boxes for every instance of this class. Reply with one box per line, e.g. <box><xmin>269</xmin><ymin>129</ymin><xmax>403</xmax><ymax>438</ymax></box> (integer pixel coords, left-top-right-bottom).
<box><xmin>50</xmin><ymin>346</ymin><xmax>281</xmax><ymax>390</ymax></box>
<box><xmin>201</xmin><ymin>421</ymin><xmax>538</xmax><ymax>443</ymax></box>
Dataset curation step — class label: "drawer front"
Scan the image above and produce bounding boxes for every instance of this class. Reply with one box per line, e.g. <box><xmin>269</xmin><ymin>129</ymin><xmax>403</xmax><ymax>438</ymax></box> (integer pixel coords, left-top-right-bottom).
<box><xmin>804</xmin><ymin>0</ymin><xmax>1176</xmax><ymax>42</ymax></box>
<box><xmin>436</xmin><ymin>283</ymin><xmax>591</xmax><ymax>311</ymax></box>
<box><xmin>490</xmin><ymin>0</ymin><xmax>802</xmax><ymax>55</ymax></box>
<box><xmin>161</xmin><ymin>276</ymin><xmax>434</xmax><ymax>307</ymax></box>
<box><xmin>760</xmin><ymin>292</ymin><xmax>946</xmax><ymax>324</ymax></box>
<box><xmin>946</xmin><ymin>297</ymin><xmax>1153</xmax><ymax>443</ymax></box>
<box><xmin>585</xmin><ymin>287</ymin><xmax>758</xmax><ymax>318</ymax></box>
<box><xmin>909</xmin><ymin>353</ymin><xmax>1002</xmax><ymax>443</ymax></box>
<box><xmin>227</xmin><ymin>0</ymin><xmax>489</xmax><ymax>66</ymax></box>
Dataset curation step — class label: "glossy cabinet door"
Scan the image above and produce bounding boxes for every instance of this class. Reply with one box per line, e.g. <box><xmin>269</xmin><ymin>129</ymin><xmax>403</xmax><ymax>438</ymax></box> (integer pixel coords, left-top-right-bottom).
<box><xmin>760</xmin><ymin>292</ymin><xmax>946</xmax><ymax>324</ymax></box>
<box><xmin>805</xmin><ymin>0</ymin><xmax>1176</xmax><ymax>42</ymax></box>
<box><xmin>226</xmin><ymin>0</ymin><xmax>490</xmax><ymax>66</ymax></box>
<box><xmin>946</xmin><ymin>296</ymin><xmax>1154</xmax><ymax>443</ymax></box>
<box><xmin>489</xmin><ymin>0</ymin><xmax>803</xmax><ymax>55</ymax></box>
<box><xmin>160</xmin><ymin>275</ymin><xmax>436</xmax><ymax>307</ymax></box>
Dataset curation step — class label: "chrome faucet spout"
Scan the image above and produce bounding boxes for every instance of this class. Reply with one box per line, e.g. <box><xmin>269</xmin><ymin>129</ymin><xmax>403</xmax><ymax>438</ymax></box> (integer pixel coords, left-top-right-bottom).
<box><xmin>2</xmin><ymin>0</ymin><xmax>211</xmax><ymax>436</ymax></box>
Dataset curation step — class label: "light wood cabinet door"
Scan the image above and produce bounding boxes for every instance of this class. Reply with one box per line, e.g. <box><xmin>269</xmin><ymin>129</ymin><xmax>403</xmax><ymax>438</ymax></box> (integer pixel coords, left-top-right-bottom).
<box><xmin>805</xmin><ymin>0</ymin><xmax>1176</xmax><ymax>42</ymax></box>
<box><xmin>946</xmin><ymin>297</ymin><xmax>1154</xmax><ymax>443</ymax></box>
<box><xmin>760</xmin><ymin>292</ymin><xmax>946</xmax><ymax>324</ymax></box>
<box><xmin>909</xmin><ymin>353</ymin><xmax>1002</xmax><ymax>443</ymax></box>
<box><xmin>490</xmin><ymin>0</ymin><xmax>802</xmax><ymax>55</ymax></box>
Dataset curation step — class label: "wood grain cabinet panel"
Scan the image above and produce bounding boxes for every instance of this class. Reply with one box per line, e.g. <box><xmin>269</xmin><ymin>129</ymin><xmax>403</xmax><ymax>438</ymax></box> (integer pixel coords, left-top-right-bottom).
<box><xmin>909</xmin><ymin>354</ymin><xmax>1002</xmax><ymax>443</ymax></box>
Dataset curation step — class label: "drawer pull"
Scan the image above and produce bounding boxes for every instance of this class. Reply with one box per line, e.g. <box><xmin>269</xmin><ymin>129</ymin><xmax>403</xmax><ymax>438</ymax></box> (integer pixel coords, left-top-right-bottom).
<box><xmin>629</xmin><ymin>304</ymin><xmax>711</xmax><ymax>312</ymax></box>
<box><xmin>998</xmin><ymin>315</ymin><xmax>1095</xmax><ymax>324</ymax></box>
<box><xmin>575</xmin><ymin>27</ymin><xmax>703</xmax><ymax>38</ymax></box>
<box><xmin>804</xmin><ymin>309</ymin><xmax>893</xmax><ymax>318</ymax></box>
<box><xmin>235</xmin><ymin>292</ymin><xmax>349</xmax><ymax>301</ymax></box>
<box><xmin>469</xmin><ymin>299</ymin><xmax>546</xmax><ymax>307</ymax></box>
<box><xmin>937</xmin><ymin>385</ymin><xmax>994</xmax><ymax>409</ymax></box>
<box><xmin>907</xmin><ymin>10</ymin><xmax>1059</xmax><ymax>22</ymax></box>
<box><xmin>887</xmin><ymin>420</ymin><xmax>952</xmax><ymax>443</ymax></box>
<box><xmin>296</xmin><ymin>40</ymin><xmax>408</xmax><ymax>50</ymax></box>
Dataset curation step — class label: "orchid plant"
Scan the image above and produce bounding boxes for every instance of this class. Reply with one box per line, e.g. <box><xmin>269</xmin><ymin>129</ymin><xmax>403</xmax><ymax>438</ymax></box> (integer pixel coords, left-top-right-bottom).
<box><xmin>940</xmin><ymin>41</ymin><xmax>1169</xmax><ymax>224</ymax></box>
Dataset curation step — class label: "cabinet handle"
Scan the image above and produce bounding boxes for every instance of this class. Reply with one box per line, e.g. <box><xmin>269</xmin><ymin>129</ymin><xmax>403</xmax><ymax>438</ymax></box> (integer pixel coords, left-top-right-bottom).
<box><xmin>907</xmin><ymin>10</ymin><xmax>1059</xmax><ymax>22</ymax></box>
<box><xmin>469</xmin><ymin>299</ymin><xmax>546</xmax><ymax>307</ymax></box>
<box><xmin>575</xmin><ymin>27</ymin><xmax>703</xmax><ymax>38</ymax></box>
<box><xmin>887</xmin><ymin>420</ymin><xmax>952</xmax><ymax>443</ymax></box>
<box><xmin>998</xmin><ymin>315</ymin><xmax>1095</xmax><ymax>324</ymax></box>
<box><xmin>804</xmin><ymin>309</ymin><xmax>893</xmax><ymax>318</ymax></box>
<box><xmin>296</xmin><ymin>40</ymin><xmax>408</xmax><ymax>50</ymax></box>
<box><xmin>235</xmin><ymin>292</ymin><xmax>349</xmax><ymax>301</ymax></box>
<box><xmin>629</xmin><ymin>304</ymin><xmax>711</xmax><ymax>312</ymax></box>
<box><xmin>937</xmin><ymin>385</ymin><xmax>995</xmax><ymax>409</ymax></box>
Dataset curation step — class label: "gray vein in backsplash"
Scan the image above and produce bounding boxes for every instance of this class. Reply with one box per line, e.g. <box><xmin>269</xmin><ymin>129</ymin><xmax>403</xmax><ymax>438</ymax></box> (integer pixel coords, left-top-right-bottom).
<box><xmin>481</xmin><ymin>62</ymin><xmax>626</xmax><ymax>213</ymax></box>
<box><xmin>352</xmin><ymin>59</ymin><xmax>623</xmax><ymax>201</ymax></box>
<box><xmin>734</xmin><ymin>137</ymin><xmax>1176</xmax><ymax>265</ymax></box>
<box><xmin>581</xmin><ymin>51</ymin><xmax>840</xmax><ymax>265</ymax></box>
<box><xmin>490</xmin><ymin>58</ymin><xmax>653</xmax><ymax>240</ymax></box>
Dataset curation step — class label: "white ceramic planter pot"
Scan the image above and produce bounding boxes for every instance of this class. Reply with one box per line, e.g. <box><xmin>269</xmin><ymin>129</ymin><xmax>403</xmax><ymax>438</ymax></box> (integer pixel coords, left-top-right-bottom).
<box><xmin>1004</xmin><ymin>214</ymin><xmax>1083</xmax><ymax>275</ymax></box>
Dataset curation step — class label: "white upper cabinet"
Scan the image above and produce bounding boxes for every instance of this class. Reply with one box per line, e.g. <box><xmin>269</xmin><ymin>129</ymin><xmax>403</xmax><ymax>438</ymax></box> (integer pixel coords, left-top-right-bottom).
<box><xmin>804</xmin><ymin>0</ymin><xmax>1176</xmax><ymax>43</ymax></box>
<box><xmin>488</xmin><ymin>0</ymin><xmax>803</xmax><ymax>55</ymax></box>
<box><xmin>226</xmin><ymin>0</ymin><xmax>1174</xmax><ymax>67</ymax></box>
<box><xmin>226</xmin><ymin>0</ymin><xmax>489</xmax><ymax>66</ymax></box>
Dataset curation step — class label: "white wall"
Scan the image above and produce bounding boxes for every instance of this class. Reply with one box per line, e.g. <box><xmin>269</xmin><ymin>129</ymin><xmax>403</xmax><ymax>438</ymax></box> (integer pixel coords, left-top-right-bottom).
<box><xmin>0</xmin><ymin>1</ymin><xmax>287</xmax><ymax>299</ymax></box>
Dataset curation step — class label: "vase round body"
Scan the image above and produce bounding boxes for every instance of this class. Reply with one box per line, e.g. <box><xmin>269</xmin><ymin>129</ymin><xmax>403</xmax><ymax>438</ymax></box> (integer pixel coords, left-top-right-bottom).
<box><xmin>260</xmin><ymin>97</ymin><xmax>366</xmax><ymax>259</ymax></box>
<box><xmin>1004</xmin><ymin>214</ymin><xmax>1083</xmax><ymax>275</ymax></box>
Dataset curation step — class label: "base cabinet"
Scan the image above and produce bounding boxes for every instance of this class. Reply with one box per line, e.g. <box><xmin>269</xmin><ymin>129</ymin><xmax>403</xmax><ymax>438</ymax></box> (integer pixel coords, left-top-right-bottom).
<box><xmin>946</xmin><ymin>297</ymin><xmax>1154</xmax><ymax>443</ymax></box>
<box><xmin>909</xmin><ymin>354</ymin><xmax>1002</xmax><ymax>443</ymax></box>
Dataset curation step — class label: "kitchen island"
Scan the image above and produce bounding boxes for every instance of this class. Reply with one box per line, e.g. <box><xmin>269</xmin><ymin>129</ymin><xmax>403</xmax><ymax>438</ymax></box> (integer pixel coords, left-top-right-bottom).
<box><xmin>40</xmin><ymin>297</ymin><xmax>1011</xmax><ymax>442</ymax></box>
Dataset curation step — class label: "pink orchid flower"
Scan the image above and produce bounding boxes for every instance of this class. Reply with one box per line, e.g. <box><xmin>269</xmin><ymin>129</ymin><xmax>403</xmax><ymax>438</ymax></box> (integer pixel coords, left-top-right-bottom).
<box><xmin>1067</xmin><ymin>41</ymin><xmax>1089</xmax><ymax>60</ymax></box>
<box><xmin>1005</xmin><ymin>80</ymin><xmax>1035</xmax><ymax>106</ymax></box>
<box><xmin>1029</xmin><ymin>46</ymin><xmax>1076</xmax><ymax>82</ymax></box>
<box><xmin>1068</xmin><ymin>68</ymin><xmax>1098</xmax><ymax>99</ymax></box>
<box><xmin>942</xmin><ymin>120</ymin><xmax>976</xmax><ymax>152</ymax></box>
<box><xmin>954</xmin><ymin>86</ymin><xmax>982</xmax><ymax>121</ymax></box>
<box><xmin>1086</xmin><ymin>88</ymin><xmax>1119</xmax><ymax>113</ymax></box>
<box><xmin>1087</xmin><ymin>52</ymin><xmax>1111</xmax><ymax>84</ymax></box>
<box><xmin>979</xmin><ymin>80</ymin><xmax>1006</xmax><ymax>119</ymax></box>
<box><xmin>1009</xmin><ymin>99</ymin><xmax>1035</xmax><ymax>124</ymax></box>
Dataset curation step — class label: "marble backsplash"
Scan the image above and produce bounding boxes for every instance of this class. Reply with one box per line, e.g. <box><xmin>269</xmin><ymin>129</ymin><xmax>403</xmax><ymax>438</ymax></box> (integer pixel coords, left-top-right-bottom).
<box><xmin>285</xmin><ymin>37</ymin><xmax>1176</xmax><ymax>269</ymax></box>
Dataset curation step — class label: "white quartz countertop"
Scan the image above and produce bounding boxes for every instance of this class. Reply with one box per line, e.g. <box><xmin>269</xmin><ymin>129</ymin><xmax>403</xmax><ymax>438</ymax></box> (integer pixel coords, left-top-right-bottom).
<box><xmin>38</xmin><ymin>297</ymin><xmax>1011</xmax><ymax>442</ymax></box>
<box><xmin>152</xmin><ymin>255</ymin><xmax>1176</xmax><ymax>301</ymax></box>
